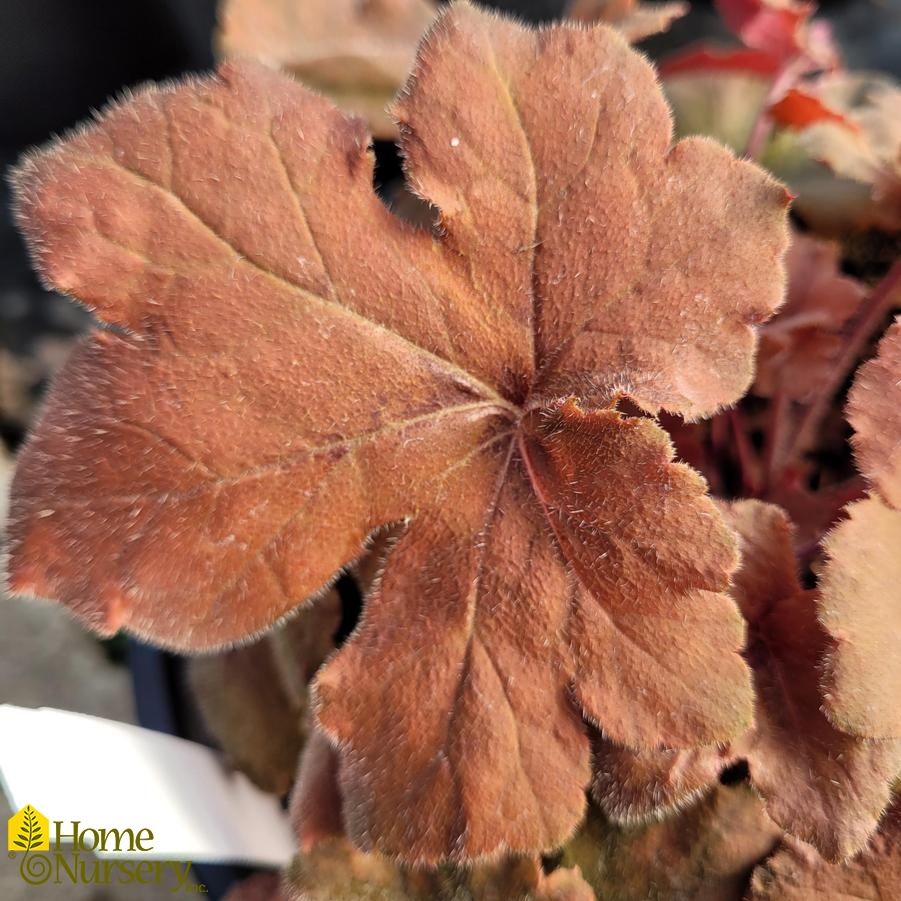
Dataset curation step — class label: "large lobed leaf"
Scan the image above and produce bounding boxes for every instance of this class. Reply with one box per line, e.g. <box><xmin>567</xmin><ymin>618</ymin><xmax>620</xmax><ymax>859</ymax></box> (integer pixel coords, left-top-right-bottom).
<box><xmin>8</xmin><ymin>3</ymin><xmax>788</xmax><ymax>863</ymax></box>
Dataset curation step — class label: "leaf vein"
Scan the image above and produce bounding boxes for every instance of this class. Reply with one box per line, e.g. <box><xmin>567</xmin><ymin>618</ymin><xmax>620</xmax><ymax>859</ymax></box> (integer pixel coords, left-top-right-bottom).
<box><xmin>76</xmin><ymin>150</ymin><xmax>514</xmax><ymax>411</ymax></box>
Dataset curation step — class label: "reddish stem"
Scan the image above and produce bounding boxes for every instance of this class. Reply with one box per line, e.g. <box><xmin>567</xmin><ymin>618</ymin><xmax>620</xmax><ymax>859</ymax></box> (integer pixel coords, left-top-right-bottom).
<box><xmin>710</xmin><ymin>412</ymin><xmax>730</xmax><ymax>456</ymax></box>
<box><xmin>794</xmin><ymin>476</ymin><xmax>867</xmax><ymax>566</ymax></box>
<box><xmin>775</xmin><ymin>259</ymin><xmax>901</xmax><ymax>475</ymax></box>
<box><xmin>729</xmin><ymin>408</ymin><xmax>761</xmax><ymax>495</ymax></box>
<box><xmin>763</xmin><ymin>390</ymin><xmax>789</xmax><ymax>492</ymax></box>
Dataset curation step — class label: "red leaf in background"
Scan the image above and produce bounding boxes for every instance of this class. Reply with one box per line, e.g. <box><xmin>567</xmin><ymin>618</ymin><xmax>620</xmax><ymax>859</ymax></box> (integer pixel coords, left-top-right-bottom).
<box><xmin>765</xmin><ymin>74</ymin><xmax>901</xmax><ymax>233</ymax></box>
<box><xmin>8</xmin><ymin>3</ymin><xmax>789</xmax><ymax>863</ymax></box>
<box><xmin>659</xmin><ymin>44</ymin><xmax>782</xmax><ymax>78</ymax></box>
<box><xmin>716</xmin><ymin>0</ymin><xmax>809</xmax><ymax>59</ymax></box>
<box><xmin>660</xmin><ymin>44</ymin><xmax>778</xmax><ymax>154</ymax></box>
<box><xmin>769</xmin><ymin>88</ymin><xmax>861</xmax><ymax>133</ymax></box>
<box><xmin>714</xmin><ymin>0</ymin><xmax>836</xmax><ymax>67</ymax></box>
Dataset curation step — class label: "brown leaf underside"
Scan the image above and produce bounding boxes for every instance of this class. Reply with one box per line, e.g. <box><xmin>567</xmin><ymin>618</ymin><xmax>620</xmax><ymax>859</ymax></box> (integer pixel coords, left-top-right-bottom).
<box><xmin>9</xmin><ymin>3</ymin><xmax>788</xmax><ymax>863</ymax></box>
<box><xmin>291</xmin><ymin>728</ymin><xmax>346</xmax><ymax>852</ymax></box>
<box><xmin>591</xmin><ymin>734</ymin><xmax>735</xmax><ymax>824</ymax></box>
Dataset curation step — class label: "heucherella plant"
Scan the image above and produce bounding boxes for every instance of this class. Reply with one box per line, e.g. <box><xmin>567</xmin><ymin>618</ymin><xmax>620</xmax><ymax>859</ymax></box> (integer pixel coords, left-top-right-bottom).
<box><xmin>5</xmin><ymin>1</ymin><xmax>900</xmax><ymax>899</ymax></box>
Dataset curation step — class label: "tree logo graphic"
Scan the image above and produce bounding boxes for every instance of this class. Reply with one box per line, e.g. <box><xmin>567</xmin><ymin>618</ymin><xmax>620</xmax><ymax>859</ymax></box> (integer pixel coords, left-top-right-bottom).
<box><xmin>7</xmin><ymin>805</ymin><xmax>49</xmax><ymax>852</ymax></box>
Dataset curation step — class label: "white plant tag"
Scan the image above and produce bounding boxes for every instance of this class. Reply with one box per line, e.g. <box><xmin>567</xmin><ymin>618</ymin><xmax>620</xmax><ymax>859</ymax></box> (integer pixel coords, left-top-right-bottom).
<box><xmin>0</xmin><ymin>705</ymin><xmax>295</xmax><ymax>866</ymax></box>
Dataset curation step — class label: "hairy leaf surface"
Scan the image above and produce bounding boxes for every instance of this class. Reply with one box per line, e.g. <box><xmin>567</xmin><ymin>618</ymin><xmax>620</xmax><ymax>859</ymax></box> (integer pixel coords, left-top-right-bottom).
<box><xmin>768</xmin><ymin>73</ymin><xmax>901</xmax><ymax>232</ymax></box>
<box><xmin>848</xmin><ymin>319</ymin><xmax>901</xmax><ymax>510</ymax></box>
<box><xmin>749</xmin><ymin>797</ymin><xmax>901</xmax><ymax>901</ymax></box>
<box><xmin>819</xmin><ymin>496</ymin><xmax>901</xmax><ymax>740</ymax></box>
<box><xmin>591</xmin><ymin>735</ymin><xmax>735</xmax><ymax>824</ymax></box>
<box><xmin>730</xmin><ymin>501</ymin><xmax>901</xmax><ymax>860</ymax></box>
<box><xmin>593</xmin><ymin>501</ymin><xmax>901</xmax><ymax>859</ymax></box>
<box><xmin>818</xmin><ymin>322</ymin><xmax>901</xmax><ymax>742</ymax></box>
<box><xmin>9</xmin><ymin>3</ymin><xmax>788</xmax><ymax>862</ymax></box>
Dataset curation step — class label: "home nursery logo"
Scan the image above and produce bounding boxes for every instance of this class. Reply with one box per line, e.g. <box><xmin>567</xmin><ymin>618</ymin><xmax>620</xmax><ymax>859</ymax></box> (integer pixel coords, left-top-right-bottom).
<box><xmin>7</xmin><ymin>805</ymin><xmax>205</xmax><ymax>892</ymax></box>
<box><xmin>8</xmin><ymin>805</ymin><xmax>48</xmax><ymax>852</ymax></box>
